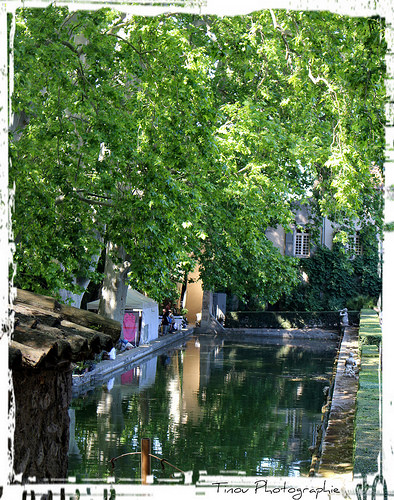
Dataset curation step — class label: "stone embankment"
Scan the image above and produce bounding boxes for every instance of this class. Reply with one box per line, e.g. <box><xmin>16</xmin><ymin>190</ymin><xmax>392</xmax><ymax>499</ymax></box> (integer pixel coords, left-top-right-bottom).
<box><xmin>316</xmin><ymin>309</ymin><xmax>382</xmax><ymax>478</ymax></box>
<box><xmin>317</xmin><ymin>325</ymin><xmax>360</xmax><ymax>477</ymax></box>
<box><xmin>223</xmin><ymin>327</ymin><xmax>339</xmax><ymax>341</ymax></box>
<box><xmin>72</xmin><ymin>327</ymin><xmax>193</xmax><ymax>395</ymax></box>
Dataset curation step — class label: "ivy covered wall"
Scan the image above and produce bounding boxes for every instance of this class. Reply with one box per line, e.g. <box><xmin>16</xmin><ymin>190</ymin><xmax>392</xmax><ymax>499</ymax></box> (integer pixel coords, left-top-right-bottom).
<box><xmin>273</xmin><ymin>227</ymin><xmax>381</xmax><ymax>311</ymax></box>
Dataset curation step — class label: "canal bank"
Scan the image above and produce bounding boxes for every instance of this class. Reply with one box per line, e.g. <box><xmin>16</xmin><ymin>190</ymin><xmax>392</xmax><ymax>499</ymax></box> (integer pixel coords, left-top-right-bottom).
<box><xmin>220</xmin><ymin>327</ymin><xmax>339</xmax><ymax>341</ymax></box>
<box><xmin>313</xmin><ymin>309</ymin><xmax>382</xmax><ymax>479</ymax></box>
<box><xmin>72</xmin><ymin>326</ymin><xmax>194</xmax><ymax>395</ymax></box>
<box><xmin>316</xmin><ymin>324</ymin><xmax>360</xmax><ymax>478</ymax></box>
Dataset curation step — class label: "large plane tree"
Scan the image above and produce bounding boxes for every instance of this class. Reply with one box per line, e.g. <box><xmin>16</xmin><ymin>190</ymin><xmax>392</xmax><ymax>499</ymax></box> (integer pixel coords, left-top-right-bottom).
<box><xmin>9</xmin><ymin>7</ymin><xmax>385</xmax><ymax>313</ymax></box>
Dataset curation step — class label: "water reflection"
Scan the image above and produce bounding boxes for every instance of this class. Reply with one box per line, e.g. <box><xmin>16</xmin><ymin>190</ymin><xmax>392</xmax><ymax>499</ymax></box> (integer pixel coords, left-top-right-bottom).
<box><xmin>68</xmin><ymin>334</ymin><xmax>337</xmax><ymax>481</ymax></box>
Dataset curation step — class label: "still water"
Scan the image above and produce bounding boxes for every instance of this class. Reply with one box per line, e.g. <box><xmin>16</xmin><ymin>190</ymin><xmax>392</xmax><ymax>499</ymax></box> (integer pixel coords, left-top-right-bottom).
<box><xmin>68</xmin><ymin>333</ymin><xmax>337</xmax><ymax>481</ymax></box>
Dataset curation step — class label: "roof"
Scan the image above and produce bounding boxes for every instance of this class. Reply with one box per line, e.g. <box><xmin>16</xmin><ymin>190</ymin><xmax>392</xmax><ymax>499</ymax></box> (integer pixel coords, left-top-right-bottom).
<box><xmin>10</xmin><ymin>289</ymin><xmax>121</xmax><ymax>370</ymax></box>
<box><xmin>87</xmin><ymin>287</ymin><xmax>158</xmax><ymax>311</ymax></box>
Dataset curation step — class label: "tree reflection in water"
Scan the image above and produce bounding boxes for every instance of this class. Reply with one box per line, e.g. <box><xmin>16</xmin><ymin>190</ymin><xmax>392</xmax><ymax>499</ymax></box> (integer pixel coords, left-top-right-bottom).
<box><xmin>68</xmin><ymin>334</ymin><xmax>337</xmax><ymax>481</ymax></box>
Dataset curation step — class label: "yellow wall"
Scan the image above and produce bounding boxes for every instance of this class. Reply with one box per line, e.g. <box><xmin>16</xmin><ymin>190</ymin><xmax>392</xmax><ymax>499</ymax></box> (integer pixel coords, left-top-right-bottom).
<box><xmin>183</xmin><ymin>266</ymin><xmax>203</xmax><ymax>325</ymax></box>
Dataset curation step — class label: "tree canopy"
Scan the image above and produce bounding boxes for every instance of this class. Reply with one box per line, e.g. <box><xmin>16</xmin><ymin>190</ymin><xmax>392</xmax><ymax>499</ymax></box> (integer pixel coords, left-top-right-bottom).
<box><xmin>9</xmin><ymin>7</ymin><xmax>385</xmax><ymax>306</ymax></box>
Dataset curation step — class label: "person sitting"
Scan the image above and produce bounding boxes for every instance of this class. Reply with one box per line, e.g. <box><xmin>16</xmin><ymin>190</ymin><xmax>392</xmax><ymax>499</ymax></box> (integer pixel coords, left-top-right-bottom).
<box><xmin>161</xmin><ymin>305</ymin><xmax>172</xmax><ymax>335</ymax></box>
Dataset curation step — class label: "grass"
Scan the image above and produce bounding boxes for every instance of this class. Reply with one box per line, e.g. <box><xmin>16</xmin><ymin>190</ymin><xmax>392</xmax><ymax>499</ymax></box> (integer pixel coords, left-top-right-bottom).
<box><xmin>353</xmin><ymin>309</ymin><xmax>381</xmax><ymax>477</ymax></box>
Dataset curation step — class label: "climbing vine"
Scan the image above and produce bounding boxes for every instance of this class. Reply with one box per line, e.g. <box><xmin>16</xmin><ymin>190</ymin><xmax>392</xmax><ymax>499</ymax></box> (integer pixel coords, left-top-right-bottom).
<box><xmin>276</xmin><ymin>229</ymin><xmax>381</xmax><ymax>311</ymax></box>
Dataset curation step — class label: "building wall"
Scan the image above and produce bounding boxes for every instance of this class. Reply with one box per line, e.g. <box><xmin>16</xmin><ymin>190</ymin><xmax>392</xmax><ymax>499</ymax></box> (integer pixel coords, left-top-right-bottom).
<box><xmin>265</xmin><ymin>226</ymin><xmax>286</xmax><ymax>255</ymax></box>
<box><xmin>294</xmin><ymin>204</ymin><xmax>310</xmax><ymax>225</ymax></box>
<box><xmin>321</xmin><ymin>218</ymin><xmax>335</xmax><ymax>249</ymax></box>
<box><xmin>266</xmin><ymin>208</ymin><xmax>337</xmax><ymax>256</ymax></box>
<box><xmin>183</xmin><ymin>265</ymin><xmax>203</xmax><ymax>325</ymax></box>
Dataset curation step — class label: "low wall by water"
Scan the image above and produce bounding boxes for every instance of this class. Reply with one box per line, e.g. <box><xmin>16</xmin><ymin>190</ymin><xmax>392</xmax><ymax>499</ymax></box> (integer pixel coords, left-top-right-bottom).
<box><xmin>72</xmin><ymin>328</ymin><xmax>193</xmax><ymax>396</ymax></box>
<box><xmin>315</xmin><ymin>309</ymin><xmax>382</xmax><ymax>479</ymax></box>
<box><xmin>317</xmin><ymin>325</ymin><xmax>359</xmax><ymax>478</ymax></box>
<box><xmin>218</xmin><ymin>328</ymin><xmax>339</xmax><ymax>343</ymax></box>
<box><xmin>225</xmin><ymin>311</ymin><xmax>360</xmax><ymax>330</ymax></box>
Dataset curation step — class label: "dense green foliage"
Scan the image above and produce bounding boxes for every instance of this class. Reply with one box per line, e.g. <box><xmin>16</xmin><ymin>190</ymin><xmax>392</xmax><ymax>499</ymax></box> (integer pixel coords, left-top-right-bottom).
<box><xmin>358</xmin><ymin>309</ymin><xmax>381</xmax><ymax>346</ymax></box>
<box><xmin>10</xmin><ymin>7</ymin><xmax>385</xmax><ymax>305</ymax></box>
<box><xmin>276</xmin><ymin>229</ymin><xmax>381</xmax><ymax>311</ymax></box>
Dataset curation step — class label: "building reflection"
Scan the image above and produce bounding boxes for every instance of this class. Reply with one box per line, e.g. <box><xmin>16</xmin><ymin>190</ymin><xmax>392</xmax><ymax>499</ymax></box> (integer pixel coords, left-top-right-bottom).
<box><xmin>181</xmin><ymin>339</ymin><xmax>201</xmax><ymax>424</ymax></box>
<box><xmin>69</xmin><ymin>335</ymin><xmax>334</xmax><ymax>480</ymax></box>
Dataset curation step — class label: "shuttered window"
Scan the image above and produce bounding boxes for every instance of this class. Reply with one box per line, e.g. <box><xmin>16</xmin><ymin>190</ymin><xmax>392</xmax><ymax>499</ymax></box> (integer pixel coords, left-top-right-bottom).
<box><xmin>347</xmin><ymin>232</ymin><xmax>362</xmax><ymax>257</ymax></box>
<box><xmin>294</xmin><ymin>230</ymin><xmax>310</xmax><ymax>258</ymax></box>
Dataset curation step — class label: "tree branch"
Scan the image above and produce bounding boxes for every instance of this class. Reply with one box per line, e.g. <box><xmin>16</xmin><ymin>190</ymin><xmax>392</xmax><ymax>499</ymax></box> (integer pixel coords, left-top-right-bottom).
<box><xmin>75</xmin><ymin>189</ymin><xmax>113</xmax><ymax>200</ymax></box>
<box><xmin>74</xmin><ymin>191</ymin><xmax>114</xmax><ymax>207</ymax></box>
<box><xmin>104</xmin><ymin>13</ymin><xmax>128</xmax><ymax>35</ymax></box>
<box><xmin>308</xmin><ymin>66</ymin><xmax>333</xmax><ymax>90</ymax></box>
<box><xmin>104</xmin><ymin>33</ymin><xmax>156</xmax><ymax>56</ymax></box>
<box><xmin>269</xmin><ymin>10</ymin><xmax>300</xmax><ymax>65</ymax></box>
<box><xmin>55</xmin><ymin>188</ymin><xmax>114</xmax><ymax>207</ymax></box>
<box><xmin>60</xmin><ymin>39</ymin><xmax>82</xmax><ymax>56</ymax></box>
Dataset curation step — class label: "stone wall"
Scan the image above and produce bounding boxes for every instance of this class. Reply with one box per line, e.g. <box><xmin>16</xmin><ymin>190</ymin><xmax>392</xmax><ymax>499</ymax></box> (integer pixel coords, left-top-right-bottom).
<box><xmin>12</xmin><ymin>366</ymin><xmax>72</xmax><ymax>481</ymax></box>
<box><xmin>318</xmin><ymin>326</ymin><xmax>360</xmax><ymax>476</ymax></box>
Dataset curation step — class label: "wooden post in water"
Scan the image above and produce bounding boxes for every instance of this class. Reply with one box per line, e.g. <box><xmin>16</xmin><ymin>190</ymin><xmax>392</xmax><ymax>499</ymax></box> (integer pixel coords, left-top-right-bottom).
<box><xmin>141</xmin><ymin>438</ymin><xmax>151</xmax><ymax>484</ymax></box>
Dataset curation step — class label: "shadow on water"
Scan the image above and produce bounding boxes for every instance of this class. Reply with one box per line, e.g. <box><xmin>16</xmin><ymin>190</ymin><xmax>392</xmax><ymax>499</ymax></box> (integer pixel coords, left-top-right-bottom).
<box><xmin>68</xmin><ymin>333</ymin><xmax>338</xmax><ymax>482</ymax></box>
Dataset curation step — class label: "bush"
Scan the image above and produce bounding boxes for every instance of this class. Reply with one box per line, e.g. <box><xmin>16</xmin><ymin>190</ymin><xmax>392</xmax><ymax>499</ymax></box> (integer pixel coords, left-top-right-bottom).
<box><xmin>346</xmin><ymin>295</ymin><xmax>377</xmax><ymax>311</ymax></box>
<box><xmin>358</xmin><ymin>309</ymin><xmax>381</xmax><ymax>346</ymax></box>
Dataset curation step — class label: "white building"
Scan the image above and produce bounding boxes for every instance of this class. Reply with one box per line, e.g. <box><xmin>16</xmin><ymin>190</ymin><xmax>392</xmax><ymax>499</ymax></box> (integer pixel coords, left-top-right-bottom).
<box><xmin>266</xmin><ymin>203</ymin><xmax>362</xmax><ymax>259</ymax></box>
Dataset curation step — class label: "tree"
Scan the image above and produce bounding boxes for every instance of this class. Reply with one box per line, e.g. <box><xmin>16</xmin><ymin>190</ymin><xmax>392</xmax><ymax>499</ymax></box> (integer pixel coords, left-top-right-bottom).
<box><xmin>11</xmin><ymin>7</ymin><xmax>218</xmax><ymax>305</ymax></box>
<box><xmin>10</xmin><ymin>7</ymin><xmax>385</xmax><ymax>309</ymax></box>
<box><xmin>190</xmin><ymin>11</ymin><xmax>385</xmax><ymax>228</ymax></box>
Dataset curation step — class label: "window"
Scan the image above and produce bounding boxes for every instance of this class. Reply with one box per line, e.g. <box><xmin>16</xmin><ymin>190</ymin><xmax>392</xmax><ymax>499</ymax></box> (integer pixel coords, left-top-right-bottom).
<box><xmin>347</xmin><ymin>232</ymin><xmax>362</xmax><ymax>257</ymax></box>
<box><xmin>294</xmin><ymin>229</ymin><xmax>310</xmax><ymax>258</ymax></box>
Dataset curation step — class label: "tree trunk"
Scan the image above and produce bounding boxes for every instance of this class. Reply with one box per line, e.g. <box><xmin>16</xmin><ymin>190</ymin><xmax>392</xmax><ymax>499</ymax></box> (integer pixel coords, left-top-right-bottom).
<box><xmin>98</xmin><ymin>242</ymin><xmax>130</xmax><ymax>328</ymax></box>
<box><xmin>58</xmin><ymin>234</ymin><xmax>103</xmax><ymax>308</ymax></box>
<box><xmin>58</xmin><ymin>277</ymin><xmax>91</xmax><ymax>309</ymax></box>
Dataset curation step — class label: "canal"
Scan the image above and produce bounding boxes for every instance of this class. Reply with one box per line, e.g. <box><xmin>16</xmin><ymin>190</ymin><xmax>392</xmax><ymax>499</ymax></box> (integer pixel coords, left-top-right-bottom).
<box><xmin>68</xmin><ymin>333</ymin><xmax>338</xmax><ymax>482</ymax></box>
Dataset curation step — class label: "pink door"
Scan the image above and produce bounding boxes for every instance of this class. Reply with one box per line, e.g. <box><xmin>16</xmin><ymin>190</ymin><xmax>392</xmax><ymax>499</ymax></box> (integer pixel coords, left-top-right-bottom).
<box><xmin>123</xmin><ymin>311</ymin><xmax>138</xmax><ymax>343</ymax></box>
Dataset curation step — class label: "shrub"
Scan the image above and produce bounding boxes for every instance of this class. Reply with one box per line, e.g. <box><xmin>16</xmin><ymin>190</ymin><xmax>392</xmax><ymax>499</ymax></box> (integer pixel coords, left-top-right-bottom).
<box><xmin>346</xmin><ymin>295</ymin><xmax>377</xmax><ymax>311</ymax></box>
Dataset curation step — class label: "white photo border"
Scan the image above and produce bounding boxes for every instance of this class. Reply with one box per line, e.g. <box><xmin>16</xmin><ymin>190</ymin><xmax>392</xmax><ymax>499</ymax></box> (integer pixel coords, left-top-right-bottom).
<box><xmin>1</xmin><ymin>0</ymin><xmax>393</xmax><ymax>497</ymax></box>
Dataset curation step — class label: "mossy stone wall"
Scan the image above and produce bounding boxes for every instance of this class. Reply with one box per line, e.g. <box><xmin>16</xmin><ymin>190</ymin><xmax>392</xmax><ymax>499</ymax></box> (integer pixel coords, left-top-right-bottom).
<box><xmin>353</xmin><ymin>309</ymin><xmax>382</xmax><ymax>477</ymax></box>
